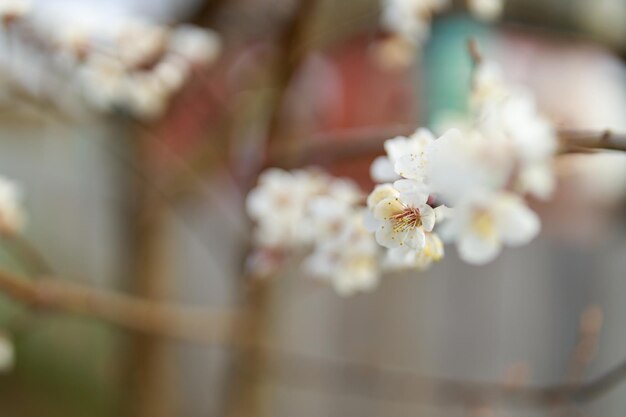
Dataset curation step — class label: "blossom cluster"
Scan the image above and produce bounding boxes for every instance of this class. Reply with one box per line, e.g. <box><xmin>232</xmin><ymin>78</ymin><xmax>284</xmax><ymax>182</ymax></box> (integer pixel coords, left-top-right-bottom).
<box><xmin>0</xmin><ymin>3</ymin><xmax>221</xmax><ymax>119</ymax></box>
<box><xmin>369</xmin><ymin>61</ymin><xmax>555</xmax><ymax>264</ymax></box>
<box><xmin>247</xmin><ymin>60</ymin><xmax>558</xmax><ymax>294</ymax></box>
<box><xmin>246</xmin><ymin>168</ymin><xmax>381</xmax><ymax>296</ymax></box>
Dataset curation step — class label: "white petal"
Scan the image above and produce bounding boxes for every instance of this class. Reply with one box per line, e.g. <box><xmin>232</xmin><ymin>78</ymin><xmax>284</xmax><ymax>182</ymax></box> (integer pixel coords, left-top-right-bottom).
<box><xmin>394</xmin><ymin>153</ymin><xmax>424</xmax><ymax>180</ymax></box>
<box><xmin>370</xmin><ymin>156</ymin><xmax>399</xmax><ymax>183</ymax></box>
<box><xmin>405</xmin><ymin>228</ymin><xmax>426</xmax><ymax>249</ymax></box>
<box><xmin>495</xmin><ymin>196</ymin><xmax>541</xmax><ymax>246</ymax></box>
<box><xmin>393</xmin><ymin>178</ymin><xmax>425</xmax><ymax>194</ymax></box>
<box><xmin>367</xmin><ymin>183</ymin><xmax>398</xmax><ymax>209</ymax></box>
<box><xmin>424</xmin><ymin>232</ymin><xmax>444</xmax><ymax>261</ymax></box>
<box><xmin>518</xmin><ymin>163</ymin><xmax>555</xmax><ymax>200</ymax></box>
<box><xmin>434</xmin><ymin>204</ymin><xmax>453</xmax><ymax>223</ymax></box>
<box><xmin>374</xmin><ymin>197</ymin><xmax>403</xmax><ymax>220</ymax></box>
<box><xmin>457</xmin><ymin>231</ymin><xmax>501</xmax><ymax>265</ymax></box>
<box><xmin>400</xmin><ymin>192</ymin><xmax>428</xmax><ymax>208</ymax></box>
<box><xmin>363</xmin><ymin>210</ymin><xmax>379</xmax><ymax>232</ymax></box>
<box><xmin>384</xmin><ymin>136</ymin><xmax>411</xmax><ymax>161</ymax></box>
<box><xmin>419</xmin><ymin>204</ymin><xmax>436</xmax><ymax>231</ymax></box>
<box><xmin>375</xmin><ymin>222</ymin><xmax>406</xmax><ymax>248</ymax></box>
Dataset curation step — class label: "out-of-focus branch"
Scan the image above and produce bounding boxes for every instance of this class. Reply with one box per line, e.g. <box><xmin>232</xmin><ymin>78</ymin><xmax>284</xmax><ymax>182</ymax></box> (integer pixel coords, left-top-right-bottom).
<box><xmin>1</xmin><ymin>263</ymin><xmax>626</xmax><ymax>407</ymax></box>
<box><xmin>565</xmin><ymin>306</ymin><xmax>603</xmax><ymax>384</ymax></box>
<box><xmin>265</xmin><ymin>126</ymin><xmax>626</xmax><ymax>168</ymax></box>
<box><xmin>0</xmin><ymin>267</ymin><xmax>237</xmax><ymax>344</ymax></box>
<box><xmin>265</xmin><ymin>0</ymin><xmax>321</xmax><ymax>145</ymax></box>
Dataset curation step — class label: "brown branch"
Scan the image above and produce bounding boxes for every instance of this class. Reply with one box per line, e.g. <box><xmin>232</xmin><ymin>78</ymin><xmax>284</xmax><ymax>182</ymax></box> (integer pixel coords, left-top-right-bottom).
<box><xmin>265</xmin><ymin>126</ymin><xmax>626</xmax><ymax>168</ymax></box>
<box><xmin>0</xmin><ymin>264</ymin><xmax>625</xmax><ymax>408</ymax></box>
<box><xmin>0</xmin><ymin>268</ymin><xmax>238</xmax><ymax>344</ymax></box>
<box><xmin>263</xmin><ymin>347</ymin><xmax>626</xmax><ymax>409</ymax></box>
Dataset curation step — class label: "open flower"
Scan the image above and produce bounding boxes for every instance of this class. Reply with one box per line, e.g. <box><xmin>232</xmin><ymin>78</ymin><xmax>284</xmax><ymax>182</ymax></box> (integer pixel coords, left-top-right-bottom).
<box><xmin>372</xmin><ymin>189</ymin><xmax>435</xmax><ymax>250</ymax></box>
<box><xmin>370</xmin><ymin>128</ymin><xmax>436</xmax><ymax>183</ymax></box>
<box><xmin>446</xmin><ymin>192</ymin><xmax>540</xmax><ymax>264</ymax></box>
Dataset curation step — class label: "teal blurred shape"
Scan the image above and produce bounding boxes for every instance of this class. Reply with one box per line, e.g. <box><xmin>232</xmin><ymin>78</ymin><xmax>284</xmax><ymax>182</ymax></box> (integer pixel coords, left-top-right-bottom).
<box><xmin>421</xmin><ymin>14</ymin><xmax>495</xmax><ymax>131</ymax></box>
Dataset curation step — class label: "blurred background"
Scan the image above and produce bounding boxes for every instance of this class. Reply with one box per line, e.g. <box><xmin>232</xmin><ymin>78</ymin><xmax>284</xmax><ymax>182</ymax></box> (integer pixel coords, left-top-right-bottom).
<box><xmin>0</xmin><ymin>0</ymin><xmax>625</xmax><ymax>416</ymax></box>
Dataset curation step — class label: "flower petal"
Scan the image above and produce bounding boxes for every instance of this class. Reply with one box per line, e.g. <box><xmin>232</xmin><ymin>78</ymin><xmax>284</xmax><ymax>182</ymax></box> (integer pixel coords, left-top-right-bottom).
<box><xmin>404</xmin><ymin>227</ymin><xmax>426</xmax><ymax>249</ymax></box>
<box><xmin>362</xmin><ymin>210</ymin><xmax>379</xmax><ymax>232</ymax></box>
<box><xmin>494</xmin><ymin>195</ymin><xmax>541</xmax><ymax>246</ymax></box>
<box><xmin>393</xmin><ymin>178</ymin><xmax>425</xmax><ymax>194</ymax></box>
<box><xmin>419</xmin><ymin>204</ymin><xmax>436</xmax><ymax>231</ymax></box>
<box><xmin>400</xmin><ymin>192</ymin><xmax>428</xmax><ymax>208</ymax></box>
<box><xmin>370</xmin><ymin>156</ymin><xmax>399</xmax><ymax>183</ymax></box>
<box><xmin>394</xmin><ymin>153</ymin><xmax>424</xmax><ymax>180</ymax></box>
<box><xmin>374</xmin><ymin>197</ymin><xmax>404</xmax><ymax>220</ymax></box>
<box><xmin>375</xmin><ymin>222</ymin><xmax>407</xmax><ymax>248</ymax></box>
<box><xmin>457</xmin><ymin>231</ymin><xmax>501</xmax><ymax>265</ymax></box>
<box><xmin>367</xmin><ymin>183</ymin><xmax>399</xmax><ymax>209</ymax></box>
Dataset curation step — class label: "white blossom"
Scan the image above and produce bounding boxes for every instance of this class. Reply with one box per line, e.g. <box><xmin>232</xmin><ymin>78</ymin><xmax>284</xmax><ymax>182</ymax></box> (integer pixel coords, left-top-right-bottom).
<box><xmin>153</xmin><ymin>55</ymin><xmax>190</xmax><ymax>93</ymax></box>
<box><xmin>381</xmin><ymin>0</ymin><xmax>449</xmax><ymax>44</ymax></box>
<box><xmin>305</xmin><ymin>210</ymin><xmax>380</xmax><ymax>296</ymax></box>
<box><xmin>371</xmin><ymin>187</ymin><xmax>435</xmax><ymax>250</ymax></box>
<box><xmin>247</xmin><ymin>168</ymin><xmax>326</xmax><ymax>247</ymax></box>
<box><xmin>169</xmin><ymin>25</ymin><xmax>221</xmax><ymax>65</ymax></box>
<box><xmin>0</xmin><ymin>176</ymin><xmax>25</xmax><ymax>234</ymax></box>
<box><xmin>0</xmin><ymin>0</ymin><xmax>30</xmax><ymax>22</ymax></box>
<box><xmin>445</xmin><ymin>192</ymin><xmax>540</xmax><ymax>264</ymax></box>
<box><xmin>116</xmin><ymin>20</ymin><xmax>168</xmax><ymax>69</ymax></box>
<box><xmin>371</xmin><ymin>128</ymin><xmax>435</xmax><ymax>183</ymax></box>
<box><xmin>425</xmin><ymin>128</ymin><xmax>512</xmax><ymax>204</ymax></box>
<box><xmin>468</xmin><ymin>0</ymin><xmax>504</xmax><ymax>22</ymax></box>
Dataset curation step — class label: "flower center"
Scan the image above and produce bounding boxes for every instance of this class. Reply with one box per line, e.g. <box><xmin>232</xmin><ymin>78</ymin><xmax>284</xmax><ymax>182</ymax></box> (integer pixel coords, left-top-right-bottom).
<box><xmin>391</xmin><ymin>207</ymin><xmax>422</xmax><ymax>233</ymax></box>
<box><xmin>471</xmin><ymin>210</ymin><xmax>496</xmax><ymax>240</ymax></box>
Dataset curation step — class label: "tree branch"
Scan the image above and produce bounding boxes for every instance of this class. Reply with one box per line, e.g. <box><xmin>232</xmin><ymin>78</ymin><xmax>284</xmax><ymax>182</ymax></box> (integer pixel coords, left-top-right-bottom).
<box><xmin>0</xmin><ymin>264</ymin><xmax>625</xmax><ymax>407</ymax></box>
<box><xmin>0</xmin><ymin>268</ymin><xmax>238</xmax><ymax>344</ymax></box>
<box><xmin>266</xmin><ymin>126</ymin><xmax>626</xmax><ymax>168</ymax></box>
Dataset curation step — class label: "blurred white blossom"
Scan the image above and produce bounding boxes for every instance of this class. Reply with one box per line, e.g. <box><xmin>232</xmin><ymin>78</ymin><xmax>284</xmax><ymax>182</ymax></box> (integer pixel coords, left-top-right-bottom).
<box><xmin>305</xmin><ymin>210</ymin><xmax>380</xmax><ymax>296</ymax></box>
<box><xmin>381</xmin><ymin>0</ymin><xmax>448</xmax><ymax>45</ymax></box>
<box><xmin>247</xmin><ymin>168</ymin><xmax>384</xmax><ymax>295</ymax></box>
<box><xmin>0</xmin><ymin>0</ymin><xmax>30</xmax><ymax>22</ymax></box>
<box><xmin>443</xmin><ymin>192</ymin><xmax>540</xmax><ymax>264</ymax></box>
<box><xmin>117</xmin><ymin>20</ymin><xmax>169</xmax><ymax>69</ymax></box>
<box><xmin>365</xmin><ymin>60</ymin><xmax>556</xmax><ymax>266</ymax></box>
<box><xmin>0</xmin><ymin>9</ymin><xmax>221</xmax><ymax>120</ymax></box>
<box><xmin>0</xmin><ymin>176</ymin><xmax>25</xmax><ymax>234</ymax></box>
<box><xmin>371</xmin><ymin>128</ymin><xmax>435</xmax><ymax>183</ymax></box>
<box><xmin>169</xmin><ymin>25</ymin><xmax>221</xmax><ymax>65</ymax></box>
<box><xmin>468</xmin><ymin>0</ymin><xmax>504</xmax><ymax>22</ymax></box>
